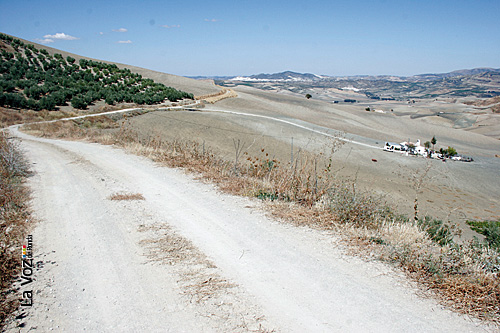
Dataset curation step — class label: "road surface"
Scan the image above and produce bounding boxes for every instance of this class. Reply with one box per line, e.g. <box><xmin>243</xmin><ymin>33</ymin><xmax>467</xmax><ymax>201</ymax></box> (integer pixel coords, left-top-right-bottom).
<box><xmin>6</xmin><ymin>126</ymin><xmax>488</xmax><ymax>332</ymax></box>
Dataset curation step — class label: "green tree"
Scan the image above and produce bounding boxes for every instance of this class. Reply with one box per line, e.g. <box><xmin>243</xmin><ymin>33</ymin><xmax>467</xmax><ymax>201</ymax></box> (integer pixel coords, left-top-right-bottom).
<box><xmin>39</xmin><ymin>96</ymin><xmax>56</xmax><ymax>110</ymax></box>
<box><xmin>71</xmin><ymin>96</ymin><xmax>87</xmax><ymax>109</ymax></box>
<box><xmin>431</xmin><ymin>136</ymin><xmax>437</xmax><ymax>150</ymax></box>
<box><xmin>27</xmin><ymin>98</ymin><xmax>39</xmax><ymax>111</ymax></box>
<box><xmin>424</xmin><ymin>141</ymin><xmax>431</xmax><ymax>149</ymax></box>
<box><xmin>446</xmin><ymin>146</ymin><xmax>457</xmax><ymax>156</ymax></box>
<box><xmin>305</xmin><ymin>93</ymin><xmax>312</xmax><ymax>99</ymax></box>
<box><xmin>105</xmin><ymin>94</ymin><xmax>115</xmax><ymax>105</ymax></box>
<box><xmin>79</xmin><ymin>58</ymin><xmax>88</xmax><ymax>69</ymax></box>
<box><xmin>3</xmin><ymin>93</ymin><xmax>27</xmax><ymax>108</ymax></box>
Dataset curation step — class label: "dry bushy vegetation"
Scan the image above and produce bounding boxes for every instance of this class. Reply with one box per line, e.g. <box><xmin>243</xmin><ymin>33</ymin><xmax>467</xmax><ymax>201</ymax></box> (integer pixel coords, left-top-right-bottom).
<box><xmin>0</xmin><ymin>131</ymin><xmax>32</xmax><ymax>329</ymax></box>
<box><xmin>23</xmin><ymin>115</ymin><xmax>500</xmax><ymax>324</ymax></box>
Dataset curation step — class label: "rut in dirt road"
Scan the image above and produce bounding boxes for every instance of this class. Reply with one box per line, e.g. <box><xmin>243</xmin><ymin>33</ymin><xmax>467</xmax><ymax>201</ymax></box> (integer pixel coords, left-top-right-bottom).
<box><xmin>7</xmin><ymin>127</ymin><xmax>487</xmax><ymax>332</ymax></box>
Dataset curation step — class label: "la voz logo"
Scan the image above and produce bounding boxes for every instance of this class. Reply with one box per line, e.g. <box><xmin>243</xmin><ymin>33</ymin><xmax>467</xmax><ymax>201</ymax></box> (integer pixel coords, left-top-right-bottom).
<box><xmin>20</xmin><ymin>235</ymin><xmax>33</xmax><ymax>307</ymax></box>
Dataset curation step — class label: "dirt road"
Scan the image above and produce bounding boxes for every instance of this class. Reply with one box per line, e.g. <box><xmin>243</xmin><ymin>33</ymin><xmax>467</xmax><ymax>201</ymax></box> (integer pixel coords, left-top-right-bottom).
<box><xmin>7</xmin><ymin>127</ymin><xmax>488</xmax><ymax>332</ymax></box>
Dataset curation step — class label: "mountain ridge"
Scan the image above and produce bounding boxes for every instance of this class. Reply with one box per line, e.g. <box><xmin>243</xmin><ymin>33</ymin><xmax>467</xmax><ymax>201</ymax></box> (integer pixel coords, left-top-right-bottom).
<box><xmin>218</xmin><ymin>68</ymin><xmax>500</xmax><ymax>82</ymax></box>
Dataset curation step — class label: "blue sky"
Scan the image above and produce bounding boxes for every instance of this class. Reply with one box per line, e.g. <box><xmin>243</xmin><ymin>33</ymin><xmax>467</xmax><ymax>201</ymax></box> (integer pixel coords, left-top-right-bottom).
<box><xmin>1</xmin><ymin>0</ymin><xmax>499</xmax><ymax>76</ymax></box>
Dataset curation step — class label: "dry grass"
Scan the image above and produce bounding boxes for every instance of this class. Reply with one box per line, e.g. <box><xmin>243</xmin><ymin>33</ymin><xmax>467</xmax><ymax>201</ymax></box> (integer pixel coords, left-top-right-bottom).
<box><xmin>0</xmin><ymin>107</ymin><xmax>80</xmax><ymax>128</ymax></box>
<box><xmin>138</xmin><ymin>223</ymin><xmax>202</xmax><ymax>265</ymax></box>
<box><xmin>109</xmin><ymin>192</ymin><xmax>145</xmax><ymax>201</ymax></box>
<box><xmin>22</xmin><ymin>114</ymin><xmax>500</xmax><ymax>325</ymax></box>
<box><xmin>0</xmin><ymin>131</ymin><xmax>32</xmax><ymax>329</ymax></box>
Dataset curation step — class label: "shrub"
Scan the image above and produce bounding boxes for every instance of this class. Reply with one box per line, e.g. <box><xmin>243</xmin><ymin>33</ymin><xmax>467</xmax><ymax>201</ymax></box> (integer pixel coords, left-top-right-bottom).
<box><xmin>418</xmin><ymin>216</ymin><xmax>454</xmax><ymax>246</ymax></box>
<box><xmin>467</xmin><ymin>220</ymin><xmax>500</xmax><ymax>250</ymax></box>
<box><xmin>327</xmin><ymin>181</ymin><xmax>388</xmax><ymax>227</ymax></box>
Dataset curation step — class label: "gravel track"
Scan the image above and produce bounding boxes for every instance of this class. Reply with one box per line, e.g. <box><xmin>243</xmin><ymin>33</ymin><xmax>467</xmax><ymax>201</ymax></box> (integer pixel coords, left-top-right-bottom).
<box><xmin>5</xmin><ymin>127</ymin><xmax>490</xmax><ymax>332</ymax></box>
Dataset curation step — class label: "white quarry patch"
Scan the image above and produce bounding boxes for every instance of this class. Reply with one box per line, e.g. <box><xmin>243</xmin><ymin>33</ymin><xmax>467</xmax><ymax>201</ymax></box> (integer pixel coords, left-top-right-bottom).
<box><xmin>341</xmin><ymin>86</ymin><xmax>361</xmax><ymax>92</ymax></box>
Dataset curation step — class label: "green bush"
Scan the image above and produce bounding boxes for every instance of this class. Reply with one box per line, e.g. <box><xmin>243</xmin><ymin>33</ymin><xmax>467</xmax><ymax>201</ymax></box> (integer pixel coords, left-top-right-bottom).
<box><xmin>418</xmin><ymin>216</ymin><xmax>454</xmax><ymax>246</ymax></box>
<box><xmin>467</xmin><ymin>220</ymin><xmax>500</xmax><ymax>250</ymax></box>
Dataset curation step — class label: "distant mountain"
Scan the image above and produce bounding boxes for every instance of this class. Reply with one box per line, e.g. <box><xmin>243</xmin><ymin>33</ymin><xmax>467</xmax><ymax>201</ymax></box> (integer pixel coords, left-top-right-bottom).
<box><xmin>187</xmin><ymin>75</ymin><xmax>235</xmax><ymax>80</ymax></box>
<box><xmin>219</xmin><ymin>68</ymin><xmax>500</xmax><ymax>99</ymax></box>
<box><xmin>230</xmin><ymin>71</ymin><xmax>329</xmax><ymax>82</ymax></box>
<box><xmin>411</xmin><ymin>68</ymin><xmax>500</xmax><ymax>81</ymax></box>
<box><xmin>190</xmin><ymin>67</ymin><xmax>500</xmax><ymax>99</ymax></box>
<box><xmin>224</xmin><ymin>68</ymin><xmax>500</xmax><ymax>82</ymax></box>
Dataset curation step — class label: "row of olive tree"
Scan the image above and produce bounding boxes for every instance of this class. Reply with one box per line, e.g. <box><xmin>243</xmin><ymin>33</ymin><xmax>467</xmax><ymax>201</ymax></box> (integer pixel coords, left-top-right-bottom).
<box><xmin>0</xmin><ymin>33</ymin><xmax>194</xmax><ymax>111</ymax></box>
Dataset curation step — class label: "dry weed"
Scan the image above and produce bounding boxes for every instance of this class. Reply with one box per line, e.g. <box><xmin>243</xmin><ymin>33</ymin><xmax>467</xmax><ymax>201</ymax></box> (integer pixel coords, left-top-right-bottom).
<box><xmin>0</xmin><ymin>132</ymin><xmax>32</xmax><ymax>329</ymax></box>
<box><xmin>138</xmin><ymin>223</ymin><xmax>201</xmax><ymax>265</ymax></box>
<box><xmin>108</xmin><ymin>192</ymin><xmax>145</xmax><ymax>201</ymax></box>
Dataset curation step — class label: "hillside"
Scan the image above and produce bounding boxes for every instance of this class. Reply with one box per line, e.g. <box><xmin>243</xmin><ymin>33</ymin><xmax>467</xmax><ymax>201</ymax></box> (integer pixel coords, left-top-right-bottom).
<box><xmin>464</xmin><ymin>95</ymin><xmax>500</xmax><ymax>113</ymax></box>
<box><xmin>414</xmin><ymin>68</ymin><xmax>500</xmax><ymax>80</ymax></box>
<box><xmin>5</xmin><ymin>35</ymin><xmax>220</xmax><ymax>97</ymax></box>
<box><xmin>0</xmin><ymin>33</ymin><xmax>200</xmax><ymax>112</ymax></box>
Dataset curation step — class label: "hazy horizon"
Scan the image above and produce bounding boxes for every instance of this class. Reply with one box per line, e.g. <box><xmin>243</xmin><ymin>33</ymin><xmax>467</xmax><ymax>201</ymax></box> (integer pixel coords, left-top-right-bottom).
<box><xmin>1</xmin><ymin>0</ymin><xmax>499</xmax><ymax>77</ymax></box>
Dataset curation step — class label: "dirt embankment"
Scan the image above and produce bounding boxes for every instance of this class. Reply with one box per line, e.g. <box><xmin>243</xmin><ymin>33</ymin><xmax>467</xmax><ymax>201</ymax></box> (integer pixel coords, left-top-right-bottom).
<box><xmin>195</xmin><ymin>87</ymin><xmax>238</xmax><ymax>104</ymax></box>
<box><xmin>464</xmin><ymin>96</ymin><xmax>500</xmax><ymax>107</ymax></box>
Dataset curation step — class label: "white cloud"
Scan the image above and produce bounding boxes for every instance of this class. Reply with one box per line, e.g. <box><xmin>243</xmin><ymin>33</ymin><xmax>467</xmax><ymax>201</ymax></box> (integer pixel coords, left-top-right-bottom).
<box><xmin>204</xmin><ymin>19</ymin><xmax>218</xmax><ymax>22</ymax></box>
<box><xmin>117</xmin><ymin>40</ymin><xmax>132</xmax><ymax>44</ymax></box>
<box><xmin>43</xmin><ymin>32</ymin><xmax>79</xmax><ymax>40</ymax></box>
<box><xmin>161</xmin><ymin>24</ymin><xmax>180</xmax><ymax>28</ymax></box>
<box><xmin>99</xmin><ymin>32</ymin><xmax>104</xmax><ymax>35</ymax></box>
<box><xmin>35</xmin><ymin>38</ymin><xmax>54</xmax><ymax>44</ymax></box>
<box><xmin>112</xmin><ymin>28</ymin><xmax>128</xmax><ymax>32</ymax></box>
